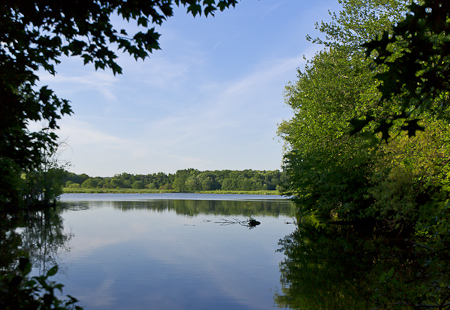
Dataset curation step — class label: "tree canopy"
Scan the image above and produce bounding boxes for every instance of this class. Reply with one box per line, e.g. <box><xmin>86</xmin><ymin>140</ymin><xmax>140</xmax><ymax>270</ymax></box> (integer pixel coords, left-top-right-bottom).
<box><xmin>356</xmin><ymin>0</ymin><xmax>450</xmax><ymax>139</ymax></box>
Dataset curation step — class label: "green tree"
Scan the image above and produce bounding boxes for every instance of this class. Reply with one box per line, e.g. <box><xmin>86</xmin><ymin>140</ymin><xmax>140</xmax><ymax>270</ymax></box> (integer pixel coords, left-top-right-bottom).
<box><xmin>81</xmin><ymin>178</ymin><xmax>98</xmax><ymax>188</ymax></box>
<box><xmin>359</xmin><ymin>0</ymin><xmax>450</xmax><ymax>139</ymax></box>
<box><xmin>122</xmin><ymin>179</ymin><xmax>131</xmax><ymax>188</ymax></box>
<box><xmin>278</xmin><ymin>0</ymin><xmax>415</xmax><ymax>219</ymax></box>
<box><xmin>278</xmin><ymin>45</ymin><xmax>382</xmax><ymax>219</ymax></box>
<box><xmin>172</xmin><ymin>178</ymin><xmax>186</xmax><ymax>192</ymax></box>
<box><xmin>366</xmin><ymin>119</ymin><xmax>450</xmax><ymax>230</ymax></box>
<box><xmin>21</xmin><ymin>146</ymin><xmax>69</xmax><ymax>206</ymax></box>
<box><xmin>159</xmin><ymin>183</ymin><xmax>172</xmax><ymax>190</ymax></box>
<box><xmin>110</xmin><ymin>178</ymin><xmax>123</xmax><ymax>188</ymax></box>
<box><xmin>185</xmin><ymin>176</ymin><xmax>200</xmax><ymax>192</ymax></box>
<box><xmin>0</xmin><ymin>159</ymin><xmax>25</xmax><ymax>207</ymax></box>
<box><xmin>201</xmin><ymin>177</ymin><xmax>213</xmax><ymax>191</ymax></box>
<box><xmin>146</xmin><ymin>182</ymin><xmax>157</xmax><ymax>190</ymax></box>
<box><xmin>63</xmin><ymin>173</ymin><xmax>90</xmax><ymax>186</ymax></box>
<box><xmin>221</xmin><ymin>178</ymin><xmax>234</xmax><ymax>190</ymax></box>
<box><xmin>131</xmin><ymin>181</ymin><xmax>145</xmax><ymax>189</ymax></box>
<box><xmin>197</xmin><ymin>172</ymin><xmax>219</xmax><ymax>191</ymax></box>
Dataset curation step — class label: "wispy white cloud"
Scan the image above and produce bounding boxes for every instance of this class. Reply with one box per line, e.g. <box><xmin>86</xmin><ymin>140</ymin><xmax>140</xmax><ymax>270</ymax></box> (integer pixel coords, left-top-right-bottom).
<box><xmin>39</xmin><ymin>70</ymin><xmax>119</xmax><ymax>101</ymax></box>
<box><xmin>261</xmin><ymin>2</ymin><xmax>285</xmax><ymax>19</ymax></box>
<box><xmin>58</xmin><ymin>118</ymin><xmax>129</xmax><ymax>147</ymax></box>
<box><xmin>118</xmin><ymin>56</ymin><xmax>193</xmax><ymax>92</ymax></box>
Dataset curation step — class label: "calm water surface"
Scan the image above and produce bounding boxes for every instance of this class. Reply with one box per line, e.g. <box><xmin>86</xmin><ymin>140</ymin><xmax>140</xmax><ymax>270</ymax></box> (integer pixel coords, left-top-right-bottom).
<box><xmin>41</xmin><ymin>194</ymin><xmax>296</xmax><ymax>310</ymax></box>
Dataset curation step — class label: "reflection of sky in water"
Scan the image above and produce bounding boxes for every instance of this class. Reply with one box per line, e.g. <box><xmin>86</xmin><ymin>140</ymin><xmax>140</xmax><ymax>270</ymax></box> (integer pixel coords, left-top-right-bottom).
<box><xmin>52</xmin><ymin>197</ymin><xmax>295</xmax><ymax>310</ymax></box>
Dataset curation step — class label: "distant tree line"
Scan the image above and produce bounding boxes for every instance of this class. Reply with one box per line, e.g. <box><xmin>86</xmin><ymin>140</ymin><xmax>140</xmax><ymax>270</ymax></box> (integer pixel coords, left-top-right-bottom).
<box><xmin>63</xmin><ymin>169</ymin><xmax>287</xmax><ymax>192</ymax></box>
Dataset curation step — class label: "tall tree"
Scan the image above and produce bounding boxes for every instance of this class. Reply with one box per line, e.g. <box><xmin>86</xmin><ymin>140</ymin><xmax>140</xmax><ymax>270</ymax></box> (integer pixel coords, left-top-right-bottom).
<box><xmin>280</xmin><ymin>0</ymin><xmax>450</xmax><ymax>230</ymax></box>
<box><xmin>279</xmin><ymin>47</ymin><xmax>377</xmax><ymax>220</ymax></box>
<box><xmin>279</xmin><ymin>0</ymin><xmax>410</xmax><ymax>220</ymax></box>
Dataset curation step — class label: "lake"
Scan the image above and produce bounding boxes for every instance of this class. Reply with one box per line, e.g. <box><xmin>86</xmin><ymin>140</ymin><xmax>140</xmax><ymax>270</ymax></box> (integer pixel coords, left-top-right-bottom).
<box><xmin>29</xmin><ymin>193</ymin><xmax>296</xmax><ymax>310</ymax></box>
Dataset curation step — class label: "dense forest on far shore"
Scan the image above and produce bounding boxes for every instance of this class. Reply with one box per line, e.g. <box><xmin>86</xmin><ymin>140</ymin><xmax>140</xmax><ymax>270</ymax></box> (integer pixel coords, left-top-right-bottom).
<box><xmin>62</xmin><ymin>169</ymin><xmax>287</xmax><ymax>193</ymax></box>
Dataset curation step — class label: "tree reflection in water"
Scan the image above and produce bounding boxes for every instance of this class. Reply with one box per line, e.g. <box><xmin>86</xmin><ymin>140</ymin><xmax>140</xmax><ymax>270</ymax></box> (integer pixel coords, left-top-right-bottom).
<box><xmin>19</xmin><ymin>207</ymin><xmax>73</xmax><ymax>274</ymax></box>
<box><xmin>275</xmin><ymin>218</ymin><xmax>450</xmax><ymax>309</ymax></box>
<box><xmin>0</xmin><ymin>206</ymin><xmax>78</xmax><ymax>309</ymax></box>
<box><xmin>0</xmin><ymin>206</ymin><xmax>74</xmax><ymax>275</ymax></box>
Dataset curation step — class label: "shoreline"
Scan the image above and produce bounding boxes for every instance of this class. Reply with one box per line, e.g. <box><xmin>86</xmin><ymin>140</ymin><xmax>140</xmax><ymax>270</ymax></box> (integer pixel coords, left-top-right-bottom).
<box><xmin>62</xmin><ymin>188</ymin><xmax>281</xmax><ymax>196</ymax></box>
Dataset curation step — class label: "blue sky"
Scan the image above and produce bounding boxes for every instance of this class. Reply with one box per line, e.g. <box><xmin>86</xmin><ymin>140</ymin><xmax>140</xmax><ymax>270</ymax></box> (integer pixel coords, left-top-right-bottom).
<box><xmin>38</xmin><ymin>0</ymin><xmax>341</xmax><ymax>177</ymax></box>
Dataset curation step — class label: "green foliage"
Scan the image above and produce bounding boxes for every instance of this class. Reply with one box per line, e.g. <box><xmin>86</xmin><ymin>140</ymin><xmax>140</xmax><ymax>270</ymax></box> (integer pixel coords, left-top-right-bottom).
<box><xmin>22</xmin><ymin>166</ymin><xmax>66</xmax><ymax>206</ymax></box>
<box><xmin>63</xmin><ymin>173</ymin><xmax>89</xmax><ymax>186</ymax></box>
<box><xmin>80</xmin><ymin>178</ymin><xmax>97</xmax><ymax>188</ymax></box>
<box><xmin>0</xmin><ymin>145</ymin><xmax>70</xmax><ymax>209</ymax></box>
<box><xmin>308</xmin><ymin>0</ymin><xmax>410</xmax><ymax>49</ymax></box>
<box><xmin>278</xmin><ymin>0</ymin><xmax>408</xmax><ymax>220</ymax></box>
<box><xmin>0</xmin><ymin>159</ymin><xmax>24</xmax><ymax>208</ymax></box>
<box><xmin>172</xmin><ymin>177</ymin><xmax>186</xmax><ymax>192</ymax></box>
<box><xmin>358</xmin><ymin>0</ymin><xmax>450</xmax><ymax>139</ymax></box>
<box><xmin>366</xmin><ymin>119</ymin><xmax>450</xmax><ymax>229</ymax></box>
<box><xmin>0</xmin><ymin>258</ymin><xmax>82</xmax><ymax>310</ymax></box>
<box><xmin>278</xmin><ymin>45</ymin><xmax>378</xmax><ymax>220</ymax></box>
<box><xmin>131</xmin><ymin>180</ymin><xmax>145</xmax><ymax>189</ymax></box>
